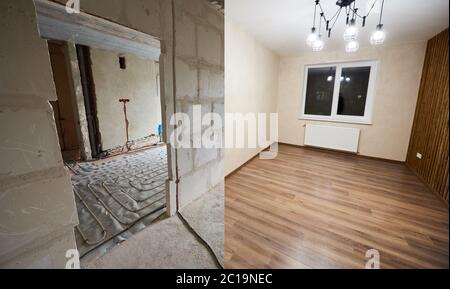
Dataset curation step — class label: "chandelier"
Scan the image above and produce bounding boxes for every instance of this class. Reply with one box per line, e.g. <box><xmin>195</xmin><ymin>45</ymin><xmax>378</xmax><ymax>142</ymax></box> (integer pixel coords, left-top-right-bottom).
<box><xmin>306</xmin><ymin>0</ymin><xmax>386</xmax><ymax>52</ymax></box>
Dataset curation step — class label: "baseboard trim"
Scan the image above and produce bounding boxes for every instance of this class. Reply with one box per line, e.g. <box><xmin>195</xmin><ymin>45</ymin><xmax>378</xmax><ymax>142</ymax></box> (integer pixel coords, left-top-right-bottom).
<box><xmin>225</xmin><ymin>146</ymin><xmax>270</xmax><ymax>179</ymax></box>
<box><xmin>278</xmin><ymin>142</ymin><xmax>405</xmax><ymax>164</ymax></box>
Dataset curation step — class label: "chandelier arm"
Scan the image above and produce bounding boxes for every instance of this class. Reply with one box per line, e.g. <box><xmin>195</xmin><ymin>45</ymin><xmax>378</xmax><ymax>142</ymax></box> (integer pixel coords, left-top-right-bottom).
<box><xmin>328</xmin><ymin>7</ymin><xmax>342</xmax><ymax>23</ymax></box>
<box><xmin>312</xmin><ymin>0</ymin><xmax>318</xmax><ymax>28</ymax></box>
<box><xmin>349</xmin><ymin>0</ymin><xmax>379</xmax><ymax>20</ymax></box>
<box><xmin>350</xmin><ymin>9</ymin><xmax>366</xmax><ymax>20</ymax></box>
<box><xmin>379</xmin><ymin>0</ymin><xmax>385</xmax><ymax>25</ymax></box>
<box><xmin>328</xmin><ymin>7</ymin><xmax>342</xmax><ymax>31</ymax></box>
<box><xmin>318</xmin><ymin>12</ymin><xmax>323</xmax><ymax>35</ymax></box>
<box><xmin>317</xmin><ymin>2</ymin><xmax>329</xmax><ymax>22</ymax></box>
<box><xmin>345</xmin><ymin>6</ymin><xmax>351</xmax><ymax>24</ymax></box>
<box><xmin>364</xmin><ymin>0</ymin><xmax>378</xmax><ymax>18</ymax></box>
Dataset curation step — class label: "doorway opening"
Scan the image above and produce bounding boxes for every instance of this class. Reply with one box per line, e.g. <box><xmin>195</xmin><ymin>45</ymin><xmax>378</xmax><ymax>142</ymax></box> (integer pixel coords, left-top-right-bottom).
<box><xmin>38</xmin><ymin>1</ymin><xmax>170</xmax><ymax>263</ymax></box>
<box><xmin>48</xmin><ymin>41</ymin><xmax>82</xmax><ymax>162</ymax></box>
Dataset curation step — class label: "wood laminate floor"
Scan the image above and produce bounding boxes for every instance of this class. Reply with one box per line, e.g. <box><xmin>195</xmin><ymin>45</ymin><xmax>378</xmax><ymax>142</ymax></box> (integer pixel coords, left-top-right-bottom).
<box><xmin>225</xmin><ymin>144</ymin><xmax>449</xmax><ymax>269</ymax></box>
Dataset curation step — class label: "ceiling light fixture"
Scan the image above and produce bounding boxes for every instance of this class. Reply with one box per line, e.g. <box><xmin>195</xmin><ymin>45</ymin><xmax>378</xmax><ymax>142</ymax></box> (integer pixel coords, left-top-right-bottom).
<box><xmin>345</xmin><ymin>40</ymin><xmax>360</xmax><ymax>52</ymax></box>
<box><xmin>312</xmin><ymin>35</ymin><xmax>325</xmax><ymax>51</ymax></box>
<box><xmin>344</xmin><ymin>19</ymin><xmax>358</xmax><ymax>41</ymax></box>
<box><xmin>306</xmin><ymin>28</ymin><xmax>319</xmax><ymax>46</ymax></box>
<box><xmin>307</xmin><ymin>0</ymin><xmax>386</xmax><ymax>52</ymax></box>
<box><xmin>370</xmin><ymin>0</ymin><xmax>386</xmax><ymax>45</ymax></box>
<box><xmin>370</xmin><ymin>25</ymin><xmax>386</xmax><ymax>45</ymax></box>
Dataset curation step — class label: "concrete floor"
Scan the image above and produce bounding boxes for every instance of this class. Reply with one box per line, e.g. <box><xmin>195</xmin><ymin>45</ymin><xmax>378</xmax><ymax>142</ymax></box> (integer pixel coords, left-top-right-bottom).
<box><xmin>180</xmin><ymin>183</ymin><xmax>224</xmax><ymax>267</ymax></box>
<box><xmin>84</xmin><ymin>215</ymin><xmax>220</xmax><ymax>269</ymax></box>
<box><xmin>83</xmin><ymin>183</ymin><xmax>224</xmax><ymax>269</ymax></box>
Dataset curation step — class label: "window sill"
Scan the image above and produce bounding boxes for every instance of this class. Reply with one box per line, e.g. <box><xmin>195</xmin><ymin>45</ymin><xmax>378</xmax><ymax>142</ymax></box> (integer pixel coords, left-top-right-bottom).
<box><xmin>299</xmin><ymin>116</ymin><xmax>373</xmax><ymax>126</ymax></box>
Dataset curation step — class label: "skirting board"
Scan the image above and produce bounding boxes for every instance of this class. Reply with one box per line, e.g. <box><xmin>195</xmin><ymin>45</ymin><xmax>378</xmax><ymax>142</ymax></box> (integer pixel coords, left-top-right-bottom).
<box><xmin>225</xmin><ymin>146</ymin><xmax>271</xmax><ymax>178</ymax></box>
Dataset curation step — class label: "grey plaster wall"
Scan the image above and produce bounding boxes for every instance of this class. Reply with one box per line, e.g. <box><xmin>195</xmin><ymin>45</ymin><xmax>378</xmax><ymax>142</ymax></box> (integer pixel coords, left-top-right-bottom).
<box><xmin>0</xmin><ymin>0</ymin><xmax>78</xmax><ymax>268</ymax></box>
<box><xmin>90</xmin><ymin>48</ymin><xmax>162</xmax><ymax>151</ymax></box>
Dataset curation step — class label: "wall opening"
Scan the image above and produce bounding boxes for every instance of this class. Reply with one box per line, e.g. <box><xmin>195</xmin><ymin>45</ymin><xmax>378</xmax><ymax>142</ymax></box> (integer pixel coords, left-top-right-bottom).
<box><xmin>48</xmin><ymin>41</ymin><xmax>82</xmax><ymax>161</ymax></box>
<box><xmin>34</xmin><ymin>0</ymin><xmax>171</xmax><ymax>263</ymax></box>
<box><xmin>119</xmin><ymin>56</ymin><xmax>127</xmax><ymax>70</ymax></box>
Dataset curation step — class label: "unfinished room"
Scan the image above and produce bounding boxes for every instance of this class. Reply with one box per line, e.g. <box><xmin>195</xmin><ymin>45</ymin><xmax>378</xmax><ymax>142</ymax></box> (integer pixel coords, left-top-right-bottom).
<box><xmin>1</xmin><ymin>0</ymin><xmax>224</xmax><ymax>269</ymax></box>
<box><xmin>225</xmin><ymin>0</ymin><xmax>449</xmax><ymax>269</ymax></box>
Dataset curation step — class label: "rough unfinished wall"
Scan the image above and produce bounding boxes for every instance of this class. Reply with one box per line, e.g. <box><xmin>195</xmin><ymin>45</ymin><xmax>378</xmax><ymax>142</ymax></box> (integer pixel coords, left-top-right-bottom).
<box><xmin>0</xmin><ymin>0</ymin><xmax>78</xmax><ymax>268</ymax></box>
<box><xmin>0</xmin><ymin>0</ymin><xmax>222</xmax><ymax>268</ymax></box>
<box><xmin>53</xmin><ymin>0</ymin><xmax>162</xmax><ymax>39</ymax></box>
<box><xmin>0</xmin><ymin>0</ymin><xmax>169</xmax><ymax>268</ymax></box>
<box><xmin>90</xmin><ymin>48</ymin><xmax>161</xmax><ymax>151</ymax></box>
<box><xmin>174</xmin><ymin>0</ymin><xmax>225</xmax><ymax>207</ymax></box>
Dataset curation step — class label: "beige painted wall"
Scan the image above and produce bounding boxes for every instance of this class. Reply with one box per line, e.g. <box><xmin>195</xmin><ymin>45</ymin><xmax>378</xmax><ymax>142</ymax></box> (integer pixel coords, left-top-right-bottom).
<box><xmin>277</xmin><ymin>42</ymin><xmax>427</xmax><ymax>161</ymax></box>
<box><xmin>90</xmin><ymin>48</ymin><xmax>161</xmax><ymax>151</ymax></box>
<box><xmin>224</xmin><ymin>21</ymin><xmax>279</xmax><ymax>176</ymax></box>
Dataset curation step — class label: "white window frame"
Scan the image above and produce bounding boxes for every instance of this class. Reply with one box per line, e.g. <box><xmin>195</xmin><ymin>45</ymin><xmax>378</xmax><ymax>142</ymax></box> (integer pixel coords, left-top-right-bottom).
<box><xmin>300</xmin><ymin>60</ymin><xmax>378</xmax><ymax>125</ymax></box>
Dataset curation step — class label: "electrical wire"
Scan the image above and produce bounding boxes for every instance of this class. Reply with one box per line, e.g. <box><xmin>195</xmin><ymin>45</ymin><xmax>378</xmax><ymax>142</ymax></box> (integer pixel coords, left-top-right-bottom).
<box><xmin>312</xmin><ymin>0</ymin><xmax>318</xmax><ymax>28</ymax></box>
<box><xmin>177</xmin><ymin>212</ymin><xmax>223</xmax><ymax>269</ymax></box>
<box><xmin>329</xmin><ymin>7</ymin><xmax>342</xmax><ymax>31</ymax></box>
<box><xmin>379</xmin><ymin>0</ymin><xmax>385</xmax><ymax>25</ymax></box>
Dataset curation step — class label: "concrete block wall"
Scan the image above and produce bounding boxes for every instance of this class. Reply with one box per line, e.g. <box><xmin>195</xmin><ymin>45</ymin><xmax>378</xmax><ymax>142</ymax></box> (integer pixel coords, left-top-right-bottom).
<box><xmin>173</xmin><ymin>0</ymin><xmax>225</xmax><ymax>208</ymax></box>
<box><xmin>0</xmin><ymin>0</ymin><xmax>78</xmax><ymax>268</ymax></box>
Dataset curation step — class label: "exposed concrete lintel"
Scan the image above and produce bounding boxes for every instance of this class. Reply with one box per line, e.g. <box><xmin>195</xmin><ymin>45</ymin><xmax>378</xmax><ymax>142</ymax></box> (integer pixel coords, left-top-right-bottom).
<box><xmin>33</xmin><ymin>0</ymin><xmax>161</xmax><ymax>60</ymax></box>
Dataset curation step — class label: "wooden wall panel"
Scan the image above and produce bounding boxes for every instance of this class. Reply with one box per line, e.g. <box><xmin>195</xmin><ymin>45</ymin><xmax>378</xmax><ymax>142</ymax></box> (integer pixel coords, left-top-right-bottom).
<box><xmin>407</xmin><ymin>29</ymin><xmax>449</xmax><ymax>204</ymax></box>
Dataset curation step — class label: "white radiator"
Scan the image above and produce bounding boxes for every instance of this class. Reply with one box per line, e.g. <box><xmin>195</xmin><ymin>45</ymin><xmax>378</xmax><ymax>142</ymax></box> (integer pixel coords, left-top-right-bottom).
<box><xmin>304</xmin><ymin>125</ymin><xmax>360</xmax><ymax>153</ymax></box>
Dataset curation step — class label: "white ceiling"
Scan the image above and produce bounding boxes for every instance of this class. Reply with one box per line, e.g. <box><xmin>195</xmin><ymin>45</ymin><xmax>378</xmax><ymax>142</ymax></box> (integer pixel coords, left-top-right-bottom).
<box><xmin>226</xmin><ymin>0</ymin><xmax>449</xmax><ymax>56</ymax></box>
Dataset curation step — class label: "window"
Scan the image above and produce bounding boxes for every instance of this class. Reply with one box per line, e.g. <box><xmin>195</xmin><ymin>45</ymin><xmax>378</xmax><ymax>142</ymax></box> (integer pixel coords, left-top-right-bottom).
<box><xmin>300</xmin><ymin>61</ymin><xmax>378</xmax><ymax>124</ymax></box>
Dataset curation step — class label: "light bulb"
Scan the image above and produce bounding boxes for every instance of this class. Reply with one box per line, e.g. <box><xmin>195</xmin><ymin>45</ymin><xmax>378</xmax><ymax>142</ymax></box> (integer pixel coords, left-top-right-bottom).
<box><xmin>327</xmin><ymin>76</ymin><xmax>334</xmax><ymax>82</ymax></box>
<box><xmin>307</xmin><ymin>33</ymin><xmax>318</xmax><ymax>47</ymax></box>
<box><xmin>370</xmin><ymin>25</ymin><xmax>386</xmax><ymax>45</ymax></box>
<box><xmin>312</xmin><ymin>36</ymin><xmax>324</xmax><ymax>52</ymax></box>
<box><xmin>306</xmin><ymin>28</ymin><xmax>318</xmax><ymax>47</ymax></box>
<box><xmin>343</xmin><ymin>20</ymin><xmax>358</xmax><ymax>41</ymax></box>
<box><xmin>345</xmin><ymin>77</ymin><xmax>351</xmax><ymax>82</ymax></box>
<box><xmin>345</xmin><ymin>40</ymin><xmax>359</xmax><ymax>53</ymax></box>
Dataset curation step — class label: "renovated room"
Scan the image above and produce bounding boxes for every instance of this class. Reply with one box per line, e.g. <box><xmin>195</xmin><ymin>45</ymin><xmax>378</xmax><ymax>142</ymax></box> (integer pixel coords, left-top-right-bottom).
<box><xmin>225</xmin><ymin>0</ymin><xmax>449</xmax><ymax>269</ymax></box>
